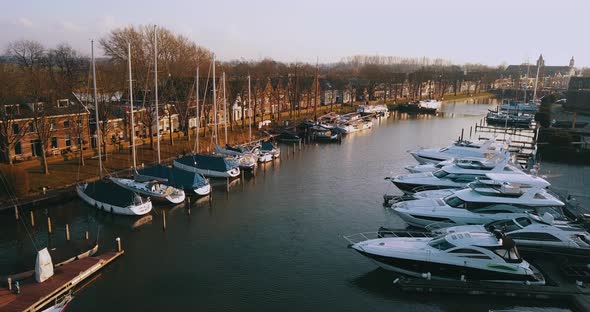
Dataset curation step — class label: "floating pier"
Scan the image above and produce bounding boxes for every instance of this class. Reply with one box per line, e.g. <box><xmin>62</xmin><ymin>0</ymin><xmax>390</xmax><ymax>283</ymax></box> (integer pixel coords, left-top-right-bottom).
<box><xmin>0</xmin><ymin>244</ymin><xmax>124</xmax><ymax>311</ymax></box>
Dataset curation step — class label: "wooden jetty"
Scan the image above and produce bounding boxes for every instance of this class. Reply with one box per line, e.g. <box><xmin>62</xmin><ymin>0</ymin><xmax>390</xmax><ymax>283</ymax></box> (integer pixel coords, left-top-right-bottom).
<box><xmin>0</xmin><ymin>247</ymin><xmax>123</xmax><ymax>311</ymax></box>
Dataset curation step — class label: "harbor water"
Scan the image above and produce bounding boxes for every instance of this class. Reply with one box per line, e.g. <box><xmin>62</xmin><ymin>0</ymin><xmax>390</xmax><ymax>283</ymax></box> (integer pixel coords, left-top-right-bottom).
<box><xmin>0</xmin><ymin>97</ymin><xmax>573</xmax><ymax>311</ymax></box>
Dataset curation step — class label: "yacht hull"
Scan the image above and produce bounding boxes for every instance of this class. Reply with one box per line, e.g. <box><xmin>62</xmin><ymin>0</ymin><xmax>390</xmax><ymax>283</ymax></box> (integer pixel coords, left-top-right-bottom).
<box><xmin>174</xmin><ymin>160</ymin><xmax>241</xmax><ymax>178</ymax></box>
<box><xmin>76</xmin><ymin>184</ymin><xmax>152</xmax><ymax>216</ymax></box>
<box><xmin>355</xmin><ymin>250</ymin><xmax>543</xmax><ymax>284</ymax></box>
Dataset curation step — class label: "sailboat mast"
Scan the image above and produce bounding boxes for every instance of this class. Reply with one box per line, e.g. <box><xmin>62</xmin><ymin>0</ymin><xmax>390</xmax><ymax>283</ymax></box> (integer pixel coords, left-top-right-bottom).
<box><xmin>154</xmin><ymin>25</ymin><xmax>161</xmax><ymax>164</ymax></box>
<box><xmin>91</xmin><ymin>40</ymin><xmax>103</xmax><ymax>177</ymax></box>
<box><xmin>533</xmin><ymin>61</ymin><xmax>540</xmax><ymax>103</ymax></box>
<box><xmin>248</xmin><ymin>74</ymin><xmax>252</xmax><ymax>141</ymax></box>
<box><xmin>223</xmin><ymin>71</ymin><xmax>228</xmax><ymax>145</ymax></box>
<box><xmin>128</xmin><ymin>43</ymin><xmax>137</xmax><ymax>170</ymax></box>
<box><xmin>196</xmin><ymin>65</ymin><xmax>199</xmax><ymax>153</ymax></box>
<box><xmin>212</xmin><ymin>54</ymin><xmax>217</xmax><ymax>145</ymax></box>
<box><xmin>314</xmin><ymin>62</ymin><xmax>319</xmax><ymax>120</ymax></box>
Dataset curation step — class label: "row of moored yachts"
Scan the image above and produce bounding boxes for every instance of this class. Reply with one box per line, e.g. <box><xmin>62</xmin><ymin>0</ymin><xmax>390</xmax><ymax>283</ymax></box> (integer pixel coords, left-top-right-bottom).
<box><xmin>345</xmin><ymin>137</ymin><xmax>590</xmax><ymax>285</ymax></box>
<box><xmin>76</xmin><ymin>140</ymin><xmax>281</xmax><ymax>216</ymax></box>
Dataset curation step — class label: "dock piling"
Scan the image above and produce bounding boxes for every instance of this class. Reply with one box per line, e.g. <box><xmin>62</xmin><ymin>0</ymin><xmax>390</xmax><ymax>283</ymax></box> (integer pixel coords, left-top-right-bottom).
<box><xmin>85</xmin><ymin>230</ymin><xmax>89</xmax><ymax>240</ymax></box>
<box><xmin>7</xmin><ymin>277</ymin><xmax>11</xmax><ymax>291</ymax></box>
<box><xmin>162</xmin><ymin>209</ymin><xmax>167</xmax><ymax>231</ymax></box>
<box><xmin>116</xmin><ymin>237</ymin><xmax>122</xmax><ymax>252</ymax></box>
<box><xmin>226</xmin><ymin>177</ymin><xmax>230</xmax><ymax>193</ymax></box>
<box><xmin>47</xmin><ymin>216</ymin><xmax>52</xmax><ymax>234</ymax></box>
<box><xmin>30</xmin><ymin>210</ymin><xmax>35</xmax><ymax>227</ymax></box>
<box><xmin>299</xmin><ymin>139</ymin><xmax>302</xmax><ymax>151</ymax></box>
<box><xmin>14</xmin><ymin>205</ymin><xmax>19</xmax><ymax>221</ymax></box>
<box><xmin>65</xmin><ymin>224</ymin><xmax>70</xmax><ymax>241</ymax></box>
<box><xmin>293</xmin><ymin>143</ymin><xmax>296</xmax><ymax>155</ymax></box>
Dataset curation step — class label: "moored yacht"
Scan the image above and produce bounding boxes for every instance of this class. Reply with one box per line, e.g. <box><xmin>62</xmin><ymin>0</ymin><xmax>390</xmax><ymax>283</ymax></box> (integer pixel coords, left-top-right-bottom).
<box><xmin>260</xmin><ymin>140</ymin><xmax>281</xmax><ymax>158</ymax></box>
<box><xmin>405</xmin><ymin>152</ymin><xmax>510</xmax><ymax>174</ymax></box>
<box><xmin>344</xmin><ymin>231</ymin><xmax>544</xmax><ymax>284</ymax></box>
<box><xmin>174</xmin><ymin>154</ymin><xmax>240</xmax><ymax>178</ymax></box>
<box><xmin>137</xmin><ymin>164</ymin><xmax>211</xmax><ymax>196</ymax></box>
<box><xmin>409</xmin><ymin>138</ymin><xmax>505</xmax><ymax>165</ymax></box>
<box><xmin>76</xmin><ymin>180</ymin><xmax>152</xmax><ymax>215</ymax></box>
<box><xmin>391</xmin><ymin>157</ymin><xmax>523</xmax><ymax>193</ymax></box>
<box><xmin>392</xmin><ymin>184</ymin><xmax>566</xmax><ymax>228</ymax></box>
<box><xmin>214</xmin><ymin>144</ymin><xmax>257</xmax><ymax>170</ymax></box>
<box><xmin>109</xmin><ymin>176</ymin><xmax>186</xmax><ymax>204</ymax></box>
<box><xmin>431</xmin><ymin>214</ymin><xmax>590</xmax><ymax>259</ymax></box>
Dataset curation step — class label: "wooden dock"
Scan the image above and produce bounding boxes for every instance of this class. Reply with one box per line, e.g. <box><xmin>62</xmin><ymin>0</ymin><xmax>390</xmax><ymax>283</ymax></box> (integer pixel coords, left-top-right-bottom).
<box><xmin>0</xmin><ymin>250</ymin><xmax>123</xmax><ymax>312</ymax></box>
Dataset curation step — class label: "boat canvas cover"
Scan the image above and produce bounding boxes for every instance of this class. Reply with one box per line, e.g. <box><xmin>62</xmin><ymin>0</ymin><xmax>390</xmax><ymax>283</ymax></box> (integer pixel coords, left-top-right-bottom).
<box><xmin>84</xmin><ymin>180</ymin><xmax>140</xmax><ymax>207</ymax></box>
<box><xmin>139</xmin><ymin>164</ymin><xmax>208</xmax><ymax>189</ymax></box>
<box><xmin>176</xmin><ymin>154</ymin><xmax>238</xmax><ymax>172</ymax></box>
<box><xmin>261</xmin><ymin>141</ymin><xmax>274</xmax><ymax>151</ymax></box>
<box><xmin>35</xmin><ymin>248</ymin><xmax>53</xmax><ymax>283</ymax></box>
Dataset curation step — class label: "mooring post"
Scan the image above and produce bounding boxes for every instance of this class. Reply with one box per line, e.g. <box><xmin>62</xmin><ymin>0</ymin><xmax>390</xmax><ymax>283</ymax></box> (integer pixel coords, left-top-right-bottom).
<box><xmin>460</xmin><ymin>128</ymin><xmax>464</xmax><ymax>141</ymax></box>
<box><xmin>286</xmin><ymin>146</ymin><xmax>289</xmax><ymax>159</ymax></box>
<box><xmin>162</xmin><ymin>209</ymin><xmax>167</xmax><ymax>231</ymax></box>
<box><xmin>7</xmin><ymin>277</ymin><xmax>11</xmax><ymax>291</ymax></box>
<box><xmin>47</xmin><ymin>216</ymin><xmax>52</xmax><ymax>234</ymax></box>
<box><xmin>293</xmin><ymin>143</ymin><xmax>296</xmax><ymax>155</ymax></box>
<box><xmin>116</xmin><ymin>237</ymin><xmax>122</xmax><ymax>252</ymax></box>
<box><xmin>226</xmin><ymin>177</ymin><xmax>230</xmax><ymax>193</ymax></box>
<box><xmin>30</xmin><ymin>210</ymin><xmax>35</xmax><ymax>227</ymax></box>
<box><xmin>469</xmin><ymin>126</ymin><xmax>472</xmax><ymax>138</ymax></box>
<box><xmin>85</xmin><ymin>230</ymin><xmax>89</xmax><ymax>240</ymax></box>
<box><xmin>65</xmin><ymin>224</ymin><xmax>70</xmax><ymax>241</ymax></box>
<box><xmin>187</xmin><ymin>199</ymin><xmax>191</xmax><ymax>216</ymax></box>
<box><xmin>299</xmin><ymin>139</ymin><xmax>302</xmax><ymax>151</ymax></box>
<box><xmin>14</xmin><ymin>205</ymin><xmax>19</xmax><ymax>221</ymax></box>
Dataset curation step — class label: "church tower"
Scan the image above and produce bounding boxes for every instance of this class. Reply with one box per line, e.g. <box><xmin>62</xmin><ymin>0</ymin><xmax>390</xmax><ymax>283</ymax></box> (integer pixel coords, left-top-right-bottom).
<box><xmin>536</xmin><ymin>54</ymin><xmax>545</xmax><ymax>67</ymax></box>
<box><xmin>569</xmin><ymin>56</ymin><xmax>575</xmax><ymax>68</ymax></box>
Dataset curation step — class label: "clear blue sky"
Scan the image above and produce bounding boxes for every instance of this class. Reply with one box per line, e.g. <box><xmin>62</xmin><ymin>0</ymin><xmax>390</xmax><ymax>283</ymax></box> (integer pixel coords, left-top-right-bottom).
<box><xmin>1</xmin><ymin>0</ymin><xmax>587</xmax><ymax>66</ymax></box>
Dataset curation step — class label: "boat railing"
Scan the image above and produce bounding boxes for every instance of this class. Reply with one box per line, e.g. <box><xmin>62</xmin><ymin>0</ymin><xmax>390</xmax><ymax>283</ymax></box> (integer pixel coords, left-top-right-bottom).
<box><xmin>411</xmin><ymin>185</ymin><xmax>449</xmax><ymax>193</ymax></box>
<box><xmin>343</xmin><ymin>229</ymin><xmax>434</xmax><ymax>245</ymax></box>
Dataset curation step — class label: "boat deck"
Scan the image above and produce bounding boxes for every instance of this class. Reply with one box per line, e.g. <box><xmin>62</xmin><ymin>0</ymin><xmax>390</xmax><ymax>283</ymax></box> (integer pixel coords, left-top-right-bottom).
<box><xmin>0</xmin><ymin>251</ymin><xmax>123</xmax><ymax>312</ymax></box>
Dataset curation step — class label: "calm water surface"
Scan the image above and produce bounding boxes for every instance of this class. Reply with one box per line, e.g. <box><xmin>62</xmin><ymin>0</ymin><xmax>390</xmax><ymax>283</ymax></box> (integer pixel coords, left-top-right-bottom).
<box><xmin>0</xmin><ymin>98</ymin><xmax>572</xmax><ymax>311</ymax></box>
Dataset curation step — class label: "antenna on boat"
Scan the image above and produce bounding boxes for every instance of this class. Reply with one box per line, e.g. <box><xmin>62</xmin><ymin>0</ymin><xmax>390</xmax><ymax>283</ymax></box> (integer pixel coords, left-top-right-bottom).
<box><xmin>128</xmin><ymin>42</ymin><xmax>137</xmax><ymax>171</ymax></box>
<box><xmin>92</xmin><ymin>39</ymin><xmax>103</xmax><ymax>177</ymax></box>
<box><xmin>154</xmin><ymin>25</ymin><xmax>161</xmax><ymax>164</ymax></box>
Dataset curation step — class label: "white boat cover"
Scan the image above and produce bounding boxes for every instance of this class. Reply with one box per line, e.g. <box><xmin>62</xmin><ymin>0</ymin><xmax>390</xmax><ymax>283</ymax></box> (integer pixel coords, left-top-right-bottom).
<box><xmin>35</xmin><ymin>247</ymin><xmax>54</xmax><ymax>283</ymax></box>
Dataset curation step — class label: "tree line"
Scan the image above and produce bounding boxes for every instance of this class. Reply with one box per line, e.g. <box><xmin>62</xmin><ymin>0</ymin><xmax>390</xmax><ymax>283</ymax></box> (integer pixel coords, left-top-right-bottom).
<box><xmin>0</xmin><ymin>24</ymin><xmax>500</xmax><ymax>174</ymax></box>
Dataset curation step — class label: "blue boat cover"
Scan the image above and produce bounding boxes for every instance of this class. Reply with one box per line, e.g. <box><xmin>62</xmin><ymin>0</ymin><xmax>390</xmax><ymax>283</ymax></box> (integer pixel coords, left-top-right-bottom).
<box><xmin>260</xmin><ymin>141</ymin><xmax>275</xmax><ymax>151</ymax></box>
<box><xmin>138</xmin><ymin>164</ymin><xmax>208</xmax><ymax>190</ymax></box>
<box><xmin>84</xmin><ymin>180</ymin><xmax>142</xmax><ymax>207</ymax></box>
<box><xmin>175</xmin><ymin>154</ymin><xmax>239</xmax><ymax>172</ymax></box>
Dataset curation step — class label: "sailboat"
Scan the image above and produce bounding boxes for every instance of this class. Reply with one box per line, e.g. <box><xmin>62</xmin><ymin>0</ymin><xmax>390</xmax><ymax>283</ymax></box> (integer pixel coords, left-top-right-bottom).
<box><xmin>108</xmin><ymin>42</ymin><xmax>185</xmax><ymax>204</ymax></box>
<box><xmin>129</xmin><ymin>27</ymin><xmax>211</xmax><ymax>196</ymax></box>
<box><xmin>214</xmin><ymin>144</ymin><xmax>257</xmax><ymax>170</ymax></box>
<box><xmin>173</xmin><ymin>54</ymin><xmax>241</xmax><ymax>178</ymax></box>
<box><xmin>76</xmin><ymin>40</ymin><xmax>152</xmax><ymax>216</ymax></box>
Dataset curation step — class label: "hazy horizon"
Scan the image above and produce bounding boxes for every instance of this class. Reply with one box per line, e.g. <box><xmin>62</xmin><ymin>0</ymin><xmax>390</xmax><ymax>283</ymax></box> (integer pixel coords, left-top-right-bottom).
<box><xmin>1</xmin><ymin>0</ymin><xmax>588</xmax><ymax>67</ymax></box>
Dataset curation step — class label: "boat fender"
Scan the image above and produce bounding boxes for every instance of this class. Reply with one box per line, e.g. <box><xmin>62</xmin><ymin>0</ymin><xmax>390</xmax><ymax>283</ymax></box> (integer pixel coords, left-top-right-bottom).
<box><xmin>393</xmin><ymin>278</ymin><xmax>400</xmax><ymax>284</ymax></box>
<box><xmin>421</xmin><ymin>272</ymin><xmax>431</xmax><ymax>280</ymax></box>
<box><xmin>460</xmin><ymin>275</ymin><xmax>466</xmax><ymax>282</ymax></box>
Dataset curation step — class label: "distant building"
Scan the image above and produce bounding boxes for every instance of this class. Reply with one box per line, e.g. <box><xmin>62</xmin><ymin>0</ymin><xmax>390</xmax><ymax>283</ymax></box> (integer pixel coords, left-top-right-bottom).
<box><xmin>565</xmin><ymin>77</ymin><xmax>590</xmax><ymax>112</ymax></box>
<box><xmin>502</xmin><ymin>55</ymin><xmax>577</xmax><ymax>91</ymax></box>
<box><xmin>0</xmin><ymin>97</ymin><xmax>91</xmax><ymax>163</ymax></box>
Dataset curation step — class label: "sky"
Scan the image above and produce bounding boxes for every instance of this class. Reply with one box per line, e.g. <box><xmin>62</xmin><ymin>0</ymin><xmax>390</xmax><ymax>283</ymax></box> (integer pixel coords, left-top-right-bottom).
<box><xmin>0</xmin><ymin>0</ymin><xmax>588</xmax><ymax>67</ymax></box>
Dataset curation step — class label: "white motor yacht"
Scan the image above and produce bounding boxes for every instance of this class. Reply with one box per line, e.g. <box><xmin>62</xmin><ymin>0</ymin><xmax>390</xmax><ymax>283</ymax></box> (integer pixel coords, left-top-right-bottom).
<box><xmin>344</xmin><ymin>231</ymin><xmax>544</xmax><ymax>284</ymax></box>
<box><xmin>392</xmin><ymin>184</ymin><xmax>566</xmax><ymax>228</ymax></box>
<box><xmin>409</xmin><ymin>138</ymin><xmax>505</xmax><ymax>165</ymax></box>
<box><xmin>109</xmin><ymin>176</ymin><xmax>186</xmax><ymax>204</ymax></box>
<box><xmin>431</xmin><ymin>214</ymin><xmax>590</xmax><ymax>259</ymax></box>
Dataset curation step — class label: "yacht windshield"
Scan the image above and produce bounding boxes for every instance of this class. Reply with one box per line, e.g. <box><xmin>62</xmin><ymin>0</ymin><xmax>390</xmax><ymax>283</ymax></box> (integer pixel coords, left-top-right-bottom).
<box><xmin>493</xmin><ymin>247</ymin><xmax>522</xmax><ymax>263</ymax></box>
<box><xmin>444</xmin><ymin>195</ymin><xmax>465</xmax><ymax>208</ymax></box>
<box><xmin>428</xmin><ymin>237</ymin><xmax>456</xmax><ymax>250</ymax></box>
<box><xmin>484</xmin><ymin>220</ymin><xmax>522</xmax><ymax>232</ymax></box>
<box><xmin>433</xmin><ymin>170</ymin><xmax>449</xmax><ymax>178</ymax></box>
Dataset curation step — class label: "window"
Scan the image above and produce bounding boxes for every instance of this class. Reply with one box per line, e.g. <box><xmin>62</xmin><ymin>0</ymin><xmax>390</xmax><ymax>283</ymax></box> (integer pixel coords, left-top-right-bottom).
<box><xmin>485</xmin><ymin>220</ymin><xmax>521</xmax><ymax>232</ymax></box>
<box><xmin>508</xmin><ymin>232</ymin><xmax>561</xmax><ymax>242</ymax></box>
<box><xmin>14</xmin><ymin>142</ymin><xmax>22</xmax><ymax>155</ymax></box>
<box><xmin>63</xmin><ymin>120</ymin><xmax>70</xmax><ymax>129</ymax></box>
<box><xmin>492</xmin><ymin>247</ymin><xmax>521</xmax><ymax>263</ymax></box>
<box><xmin>65</xmin><ymin>135</ymin><xmax>71</xmax><ymax>147</ymax></box>
<box><xmin>77</xmin><ymin>119</ymin><xmax>83</xmax><ymax>127</ymax></box>
<box><xmin>444</xmin><ymin>195</ymin><xmax>465</xmax><ymax>208</ymax></box>
<box><xmin>433</xmin><ymin>170</ymin><xmax>449</xmax><ymax>178</ymax></box>
<box><xmin>57</xmin><ymin>99</ymin><xmax>69</xmax><ymax>108</ymax></box>
<box><xmin>28</xmin><ymin>122</ymin><xmax>35</xmax><ymax>133</ymax></box>
<box><xmin>428</xmin><ymin>237</ymin><xmax>456</xmax><ymax>250</ymax></box>
<box><xmin>12</xmin><ymin>123</ymin><xmax>20</xmax><ymax>135</ymax></box>
<box><xmin>51</xmin><ymin>137</ymin><xmax>58</xmax><ymax>149</ymax></box>
<box><xmin>5</xmin><ymin>104</ymin><xmax>20</xmax><ymax>115</ymax></box>
<box><xmin>50</xmin><ymin>121</ymin><xmax>56</xmax><ymax>131</ymax></box>
<box><xmin>450</xmin><ymin>248</ymin><xmax>484</xmax><ymax>254</ymax></box>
